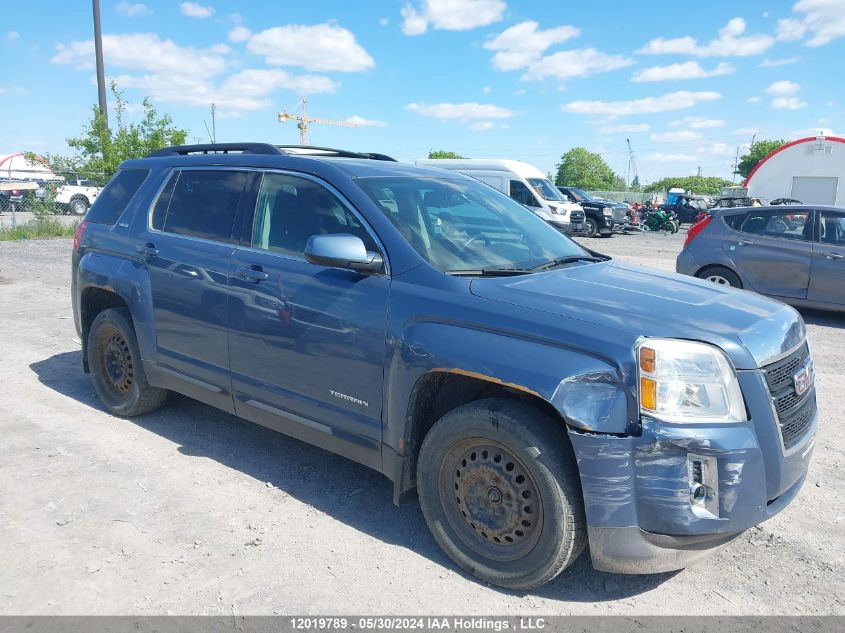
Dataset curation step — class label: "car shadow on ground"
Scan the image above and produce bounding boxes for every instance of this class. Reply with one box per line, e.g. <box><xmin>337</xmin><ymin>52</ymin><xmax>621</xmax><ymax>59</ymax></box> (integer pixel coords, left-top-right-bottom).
<box><xmin>30</xmin><ymin>350</ymin><xmax>677</xmax><ymax>601</ymax></box>
<box><xmin>799</xmin><ymin>308</ymin><xmax>845</xmax><ymax>328</ymax></box>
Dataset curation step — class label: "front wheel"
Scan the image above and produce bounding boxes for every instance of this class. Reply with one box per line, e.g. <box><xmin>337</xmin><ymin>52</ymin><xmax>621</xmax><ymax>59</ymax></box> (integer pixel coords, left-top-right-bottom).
<box><xmin>417</xmin><ymin>398</ymin><xmax>586</xmax><ymax>590</ymax></box>
<box><xmin>583</xmin><ymin>217</ymin><xmax>598</xmax><ymax>238</ymax></box>
<box><xmin>88</xmin><ymin>308</ymin><xmax>167</xmax><ymax>416</ymax></box>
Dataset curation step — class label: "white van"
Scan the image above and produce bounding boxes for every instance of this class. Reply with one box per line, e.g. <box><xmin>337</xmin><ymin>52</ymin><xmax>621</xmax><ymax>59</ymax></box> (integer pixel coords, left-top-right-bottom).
<box><xmin>415</xmin><ymin>159</ymin><xmax>585</xmax><ymax>234</ymax></box>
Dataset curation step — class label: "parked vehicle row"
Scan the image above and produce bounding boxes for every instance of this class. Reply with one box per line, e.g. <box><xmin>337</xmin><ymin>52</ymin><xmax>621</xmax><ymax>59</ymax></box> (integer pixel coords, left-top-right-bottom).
<box><xmin>72</xmin><ymin>142</ymin><xmax>817</xmax><ymax>590</ymax></box>
<box><xmin>0</xmin><ymin>177</ymin><xmax>101</xmax><ymax>215</ymax></box>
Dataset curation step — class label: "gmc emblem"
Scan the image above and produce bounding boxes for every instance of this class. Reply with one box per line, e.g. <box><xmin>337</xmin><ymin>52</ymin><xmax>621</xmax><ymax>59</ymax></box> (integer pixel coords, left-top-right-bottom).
<box><xmin>793</xmin><ymin>360</ymin><xmax>815</xmax><ymax>397</ymax></box>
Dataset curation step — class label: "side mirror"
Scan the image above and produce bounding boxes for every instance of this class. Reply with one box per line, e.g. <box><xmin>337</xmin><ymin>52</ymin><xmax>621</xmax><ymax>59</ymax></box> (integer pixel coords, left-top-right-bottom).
<box><xmin>304</xmin><ymin>234</ymin><xmax>384</xmax><ymax>273</ymax></box>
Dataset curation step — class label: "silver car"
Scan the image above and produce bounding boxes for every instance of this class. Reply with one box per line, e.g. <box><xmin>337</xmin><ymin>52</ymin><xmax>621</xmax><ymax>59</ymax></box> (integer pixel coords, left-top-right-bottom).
<box><xmin>677</xmin><ymin>205</ymin><xmax>845</xmax><ymax>312</ymax></box>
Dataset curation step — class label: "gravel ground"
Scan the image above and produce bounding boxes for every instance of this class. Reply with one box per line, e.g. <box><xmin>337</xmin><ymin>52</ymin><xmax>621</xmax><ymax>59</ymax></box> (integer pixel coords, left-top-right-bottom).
<box><xmin>0</xmin><ymin>233</ymin><xmax>843</xmax><ymax>615</ymax></box>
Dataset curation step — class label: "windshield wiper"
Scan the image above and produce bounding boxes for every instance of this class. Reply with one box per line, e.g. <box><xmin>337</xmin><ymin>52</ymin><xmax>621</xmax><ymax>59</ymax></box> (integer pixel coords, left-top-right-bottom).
<box><xmin>528</xmin><ymin>255</ymin><xmax>604</xmax><ymax>271</ymax></box>
<box><xmin>449</xmin><ymin>268</ymin><xmax>532</xmax><ymax>277</ymax></box>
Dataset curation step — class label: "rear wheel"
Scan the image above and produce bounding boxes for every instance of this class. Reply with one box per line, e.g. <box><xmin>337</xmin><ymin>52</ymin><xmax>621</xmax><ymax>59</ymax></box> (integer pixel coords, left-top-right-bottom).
<box><xmin>697</xmin><ymin>266</ymin><xmax>742</xmax><ymax>288</ymax></box>
<box><xmin>68</xmin><ymin>197</ymin><xmax>89</xmax><ymax>216</ymax></box>
<box><xmin>417</xmin><ymin>398</ymin><xmax>586</xmax><ymax>590</ymax></box>
<box><xmin>88</xmin><ymin>308</ymin><xmax>167</xmax><ymax>416</ymax></box>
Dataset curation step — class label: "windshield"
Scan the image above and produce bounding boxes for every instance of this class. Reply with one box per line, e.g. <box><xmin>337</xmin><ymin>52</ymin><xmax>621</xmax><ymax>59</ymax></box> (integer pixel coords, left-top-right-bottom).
<box><xmin>526</xmin><ymin>178</ymin><xmax>566</xmax><ymax>202</ymax></box>
<box><xmin>356</xmin><ymin>177</ymin><xmax>590</xmax><ymax>274</ymax></box>
<box><xmin>569</xmin><ymin>187</ymin><xmax>594</xmax><ymax>202</ymax></box>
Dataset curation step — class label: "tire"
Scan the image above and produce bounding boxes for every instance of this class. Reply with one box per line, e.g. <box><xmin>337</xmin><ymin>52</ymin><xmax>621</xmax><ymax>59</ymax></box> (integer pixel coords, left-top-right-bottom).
<box><xmin>87</xmin><ymin>308</ymin><xmax>167</xmax><ymax>416</ymax></box>
<box><xmin>697</xmin><ymin>266</ymin><xmax>742</xmax><ymax>288</ymax></box>
<box><xmin>583</xmin><ymin>217</ymin><xmax>598</xmax><ymax>238</ymax></box>
<box><xmin>417</xmin><ymin>398</ymin><xmax>587</xmax><ymax>590</ymax></box>
<box><xmin>68</xmin><ymin>197</ymin><xmax>89</xmax><ymax>216</ymax></box>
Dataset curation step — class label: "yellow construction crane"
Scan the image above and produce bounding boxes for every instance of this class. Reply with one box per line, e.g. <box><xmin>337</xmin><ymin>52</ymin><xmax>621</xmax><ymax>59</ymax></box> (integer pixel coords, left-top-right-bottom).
<box><xmin>277</xmin><ymin>97</ymin><xmax>360</xmax><ymax>145</ymax></box>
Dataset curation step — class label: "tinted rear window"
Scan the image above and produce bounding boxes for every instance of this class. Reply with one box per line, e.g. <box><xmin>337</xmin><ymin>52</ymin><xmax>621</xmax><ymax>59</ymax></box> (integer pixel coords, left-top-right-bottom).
<box><xmin>722</xmin><ymin>212</ymin><xmax>746</xmax><ymax>230</ymax></box>
<box><xmin>158</xmin><ymin>170</ymin><xmax>248</xmax><ymax>243</ymax></box>
<box><xmin>85</xmin><ymin>169</ymin><xmax>149</xmax><ymax>224</ymax></box>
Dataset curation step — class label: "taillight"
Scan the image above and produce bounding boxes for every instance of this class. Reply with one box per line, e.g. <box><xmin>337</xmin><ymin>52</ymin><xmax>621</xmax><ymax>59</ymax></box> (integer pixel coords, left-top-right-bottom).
<box><xmin>73</xmin><ymin>221</ymin><xmax>88</xmax><ymax>252</ymax></box>
<box><xmin>684</xmin><ymin>215</ymin><xmax>712</xmax><ymax>248</ymax></box>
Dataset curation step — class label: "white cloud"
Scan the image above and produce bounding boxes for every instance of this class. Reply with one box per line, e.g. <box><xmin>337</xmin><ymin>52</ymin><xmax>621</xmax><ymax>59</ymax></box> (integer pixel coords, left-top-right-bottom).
<box><xmin>766</xmin><ymin>80</ymin><xmax>800</xmax><ymax>95</ymax></box>
<box><xmin>772</xmin><ymin>96</ymin><xmax>807</xmax><ymax>110</ymax></box>
<box><xmin>788</xmin><ymin>0</ymin><xmax>845</xmax><ymax>46</ymax></box>
<box><xmin>759</xmin><ymin>56</ymin><xmax>801</xmax><ymax>68</ymax></box>
<box><xmin>116</xmin><ymin>2</ymin><xmax>150</xmax><ymax>17</ymax></box>
<box><xmin>180</xmin><ymin>2</ymin><xmax>214</xmax><ymax>19</ymax></box>
<box><xmin>406</xmin><ymin>101</ymin><xmax>513</xmax><ymax>120</ymax></box>
<box><xmin>563</xmin><ymin>90</ymin><xmax>721</xmax><ymax>116</ymax></box>
<box><xmin>401</xmin><ymin>0</ymin><xmax>506</xmax><ymax>35</ymax></box>
<box><xmin>522</xmin><ymin>48</ymin><xmax>634</xmax><ymax>82</ymax></box>
<box><xmin>378</xmin><ymin>18</ymin><xmax>389</xmax><ymax>27</ymax></box>
<box><xmin>345</xmin><ymin>115</ymin><xmax>387</xmax><ymax>127</ymax></box>
<box><xmin>470</xmin><ymin>121</ymin><xmax>495</xmax><ymax>131</ymax></box>
<box><xmin>246</xmin><ymin>24</ymin><xmax>375</xmax><ymax>72</ymax></box>
<box><xmin>747</xmin><ymin>96</ymin><xmax>761</xmax><ymax>103</ymax></box>
<box><xmin>228</xmin><ymin>26</ymin><xmax>252</xmax><ymax>43</ymax></box>
<box><xmin>670</xmin><ymin>116</ymin><xmax>725</xmax><ymax>129</ymax></box>
<box><xmin>776</xmin><ymin>18</ymin><xmax>806</xmax><ymax>41</ymax></box>
<box><xmin>638</xmin><ymin>18</ymin><xmax>774</xmax><ymax>57</ymax></box>
<box><xmin>650</xmin><ymin>130</ymin><xmax>703</xmax><ymax>142</ymax></box>
<box><xmin>599</xmin><ymin>123</ymin><xmax>650</xmax><ymax>133</ymax></box>
<box><xmin>5</xmin><ymin>31</ymin><xmax>20</xmax><ymax>43</ymax></box>
<box><xmin>482</xmin><ymin>85</ymin><xmax>491</xmax><ymax>94</ymax></box>
<box><xmin>484</xmin><ymin>21</ymin><xmax>580</xmax><ymax>71</ymax></box>
<box><xmin>733</xmin><ymin>127</ymin><xmax>759</xmax><ymax>136</ymax></box>
<box><xmin>643</xmin><ymin>152</ymin><xmax>697</xmax><ymax>163</ymax></box>
<box><xmin>791</xmin><ymin>127</ymin><xmax>837</xmax><ymax>139</ymax></box>
<box><xmin>632</xmin><ymin>61</ymin><xmax>734</xmax><ymax>82</ymax></box>
<box><xmin>51</xmin><ymin>33</ymin><xmax>227</xmax><ymax>77</ymax></box>
<box><xmin>112</xmin><ymin>68</ymin><xmax>337</xmax><ymax>116</ymax></box>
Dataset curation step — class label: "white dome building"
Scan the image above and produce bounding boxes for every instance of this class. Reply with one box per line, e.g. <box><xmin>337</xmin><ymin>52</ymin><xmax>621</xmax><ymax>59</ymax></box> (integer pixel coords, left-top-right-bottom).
<box><xmin>745</xmin><ymin>135</ymin><xmax>845</xmax><ymax>206</ymax></box>
<box><xmin>0</xmin><ymin>153</ymin><xmax>62</xmax><ymax>182</ymax></box>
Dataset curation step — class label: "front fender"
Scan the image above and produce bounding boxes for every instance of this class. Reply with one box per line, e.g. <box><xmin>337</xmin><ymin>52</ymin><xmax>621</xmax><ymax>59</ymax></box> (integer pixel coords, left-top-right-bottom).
<box><xmin>384</xmin><ymin>321</ymin><xmax>632</xmax><ymax>453</ymax></box>
<box><xmin>77</xmin><ymin>251</ymin><xmax>156</xmax><ymax>362</ymax></box>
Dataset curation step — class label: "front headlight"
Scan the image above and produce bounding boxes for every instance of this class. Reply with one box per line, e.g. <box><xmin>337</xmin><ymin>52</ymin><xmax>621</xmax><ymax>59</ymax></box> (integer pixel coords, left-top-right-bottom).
<box><xmin>637</xmin><ymin>339</ymin><xmax>747</xmax><ymax>423</ymax></box>
<box><xmin>602</xmin><ymin>207</ymin><xmax>612</xmax><ymax>216</ymax></box>
<box><xmin>548</xmin><ymin>205</ymin><xmax>564</xmax><ymax>215</ymax></box>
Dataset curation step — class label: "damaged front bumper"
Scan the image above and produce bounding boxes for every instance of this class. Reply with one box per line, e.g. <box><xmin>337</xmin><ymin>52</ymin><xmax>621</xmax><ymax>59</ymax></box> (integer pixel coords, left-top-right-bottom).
<box><xmin>568</xmin><ymin>369</ymin><xmax>816</xmax><ymax>574</ymax></box>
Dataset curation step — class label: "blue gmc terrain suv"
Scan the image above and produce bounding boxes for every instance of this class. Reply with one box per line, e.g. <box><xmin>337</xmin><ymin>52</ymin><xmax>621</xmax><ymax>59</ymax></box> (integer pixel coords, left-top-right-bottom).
<box><xmin>72</xmin><ymin>143</ymin><xmax>817</xmax><ymax>589</ymax></box>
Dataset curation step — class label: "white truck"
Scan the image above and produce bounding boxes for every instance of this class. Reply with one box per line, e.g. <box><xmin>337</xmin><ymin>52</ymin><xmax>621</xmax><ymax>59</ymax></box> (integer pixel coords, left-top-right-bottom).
<box><xmin>415</xmin><ymin>158</ymin><xmax>585</xmax><ymax>234</ymax></box>
<box><xmin>55</xmin><ymin>178</ymin><xmax>101</xmax><ymax>215</ymax></box>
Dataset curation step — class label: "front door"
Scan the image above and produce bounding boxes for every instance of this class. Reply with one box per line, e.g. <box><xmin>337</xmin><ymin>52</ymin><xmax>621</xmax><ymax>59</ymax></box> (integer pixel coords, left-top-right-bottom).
<box><xmin>227</xmin><ymin>172</ymin><xmax>390</xmax><ymax>468</ymax></box>
<box><xmin>139</xmin><ymin>168</ymin><xmax>257</xmax><ymax>412</ymax></box>
<box><xmin>728</xmin><ymin>208</ymin><xmax>813</xmax><ymax>300</ymax></box>
<box><xmin>808</xmin><ymin>209</ymin><xmax>845</xmax><ymax>306</ymax></box>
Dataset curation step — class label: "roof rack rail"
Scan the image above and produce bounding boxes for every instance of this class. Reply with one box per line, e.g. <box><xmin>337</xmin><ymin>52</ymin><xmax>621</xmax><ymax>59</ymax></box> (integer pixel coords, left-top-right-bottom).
<box><xmin>148</xmin><ymin>143</ymin><xmax>283</xmax><ymax>157</ymax></box>
<box><xmin>274</xmin><ymin>145</ymin><xmax>397</xmax><ymax>162</ymax></box>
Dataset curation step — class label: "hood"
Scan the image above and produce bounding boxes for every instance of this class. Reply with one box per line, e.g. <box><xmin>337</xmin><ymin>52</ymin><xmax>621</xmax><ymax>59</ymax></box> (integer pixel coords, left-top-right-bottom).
<box><xmin>548</xmin><ymin>202</ymin><xmax>583</xmax><ymax>213</ymax></box>
<box><xmin>470</xmin><ymin>260</ymin><xmax>804</xmax><ymax>370</ymax></box>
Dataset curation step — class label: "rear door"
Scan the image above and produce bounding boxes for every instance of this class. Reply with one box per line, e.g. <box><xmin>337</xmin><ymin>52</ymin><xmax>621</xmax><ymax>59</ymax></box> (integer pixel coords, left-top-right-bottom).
<box><xmin>138</xmin><ymin>167</ymin><xmax>258</xmax><ymax>412</ymax></box>
<box><xmin>727</xmin><ymin>208</ymin><xmax>813</xmax><ymax>300</ymax></box>
<box><xmin>808</xmin><ymin>209</ymin><xmax>845</xmax><ymax>306</ymax></box>
<box><xmin>226</xmin><ymin>171</ymin><xmax>389</xmax><ymax>468</ymax></box>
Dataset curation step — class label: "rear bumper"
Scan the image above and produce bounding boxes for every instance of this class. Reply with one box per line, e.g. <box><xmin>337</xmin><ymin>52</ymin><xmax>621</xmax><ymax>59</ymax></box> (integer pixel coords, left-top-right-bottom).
<box><xmin>675</xmin><ymin>247</ymin><xmax>700</xmax><ymax>275</ymax></box>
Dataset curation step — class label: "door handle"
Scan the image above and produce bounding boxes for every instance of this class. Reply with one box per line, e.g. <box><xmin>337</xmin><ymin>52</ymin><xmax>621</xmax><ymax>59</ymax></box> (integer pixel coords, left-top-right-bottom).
<box><xmin>823</xmin><ymin>252</ymin><xmax>844</xmax><ymax>260</ymax></box>
<box><xmin>236</xmin><ymin>265</ymin><xmax>269</xmax><ymax>283</ymax></box>
<box><xmin>737</xmin><ymin>239</ymin><xmax>754</xmax><ymax>246</ymax></box>
<box><xmin>136</xmin><ymin>243</ymin><xmax>158</xmax><ymax>258</ymax></box>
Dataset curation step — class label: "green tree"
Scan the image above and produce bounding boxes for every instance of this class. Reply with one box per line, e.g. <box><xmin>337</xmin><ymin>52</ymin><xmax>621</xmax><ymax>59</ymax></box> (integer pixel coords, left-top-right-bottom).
<box><xmin>428</xmin><ymin>150</ymin><xmax>468</xmax><ymax>159</ymax></box>
<box><xmin>66</xmin><ymin>81</ymin><xmax>188</xmax><ymax>184</ymax></box>
<box><xmin>735</xmin><ymin>139</ymin><xmax>786</xmax><ymax>180</ymax></box>
<box><xmin>644</xmin><ymin>176</ymin><xmax>734</xmax><ymax>195</ymax></box>
<box><xmin>555</xmin><ymin>147</ymin><xmax>622</xmax><ymax>190</ymax></box>
<box><xmin>630</xmin><ymin>175</ymin><xmax>641</xmax><ymax>191</ymax></box>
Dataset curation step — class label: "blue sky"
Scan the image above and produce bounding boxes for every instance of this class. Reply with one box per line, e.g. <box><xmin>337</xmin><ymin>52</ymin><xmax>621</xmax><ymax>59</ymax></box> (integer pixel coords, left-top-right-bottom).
<box><xmin>1</xmin><ymin>0</ymin><xmax>843</xmax><ymax>182</ymax></box>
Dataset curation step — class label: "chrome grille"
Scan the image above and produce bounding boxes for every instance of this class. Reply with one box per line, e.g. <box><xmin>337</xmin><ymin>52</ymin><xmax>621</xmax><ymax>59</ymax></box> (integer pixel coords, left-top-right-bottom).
<box><xmin>762</xmin><ymin>343</ymin><xmax>815</xmax><ymax>450</ymax></box>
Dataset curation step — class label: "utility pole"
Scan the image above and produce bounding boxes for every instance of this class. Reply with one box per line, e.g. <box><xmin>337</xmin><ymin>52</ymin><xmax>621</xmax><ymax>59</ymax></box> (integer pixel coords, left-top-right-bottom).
<box><xmin>92</xmin><ymin>0</ymin><xmax>108</xmax><ymax>130</ymax></box>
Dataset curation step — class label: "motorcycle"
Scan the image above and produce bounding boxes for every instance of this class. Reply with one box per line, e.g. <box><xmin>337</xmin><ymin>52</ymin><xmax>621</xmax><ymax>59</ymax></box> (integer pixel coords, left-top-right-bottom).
<box><xmin>641</xmin><ymin>207</ymin><xmax>679</xmax><ymax>234</ymax></box>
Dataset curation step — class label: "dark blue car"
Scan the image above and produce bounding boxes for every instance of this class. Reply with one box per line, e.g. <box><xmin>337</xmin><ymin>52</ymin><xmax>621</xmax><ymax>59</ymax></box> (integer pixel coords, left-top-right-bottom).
<box><xmin>72</xmin><ymin>144</ymin><xmax>816</xmax><ymax>589</ymax></box>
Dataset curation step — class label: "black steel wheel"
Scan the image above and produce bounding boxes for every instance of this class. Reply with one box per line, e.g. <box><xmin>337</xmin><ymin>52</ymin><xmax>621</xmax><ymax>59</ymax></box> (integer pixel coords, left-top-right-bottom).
<box><xmin>417</xmin><ymin>398</ymin><xmax>586</xmax><ymax>590</ymax></box>
<box><xmin>88</xmin><ymin>308</ymin><xmax>167</xmax><ymax>416</ymax></box>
